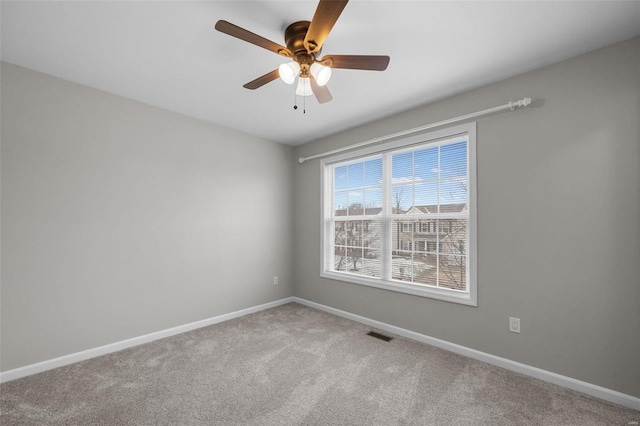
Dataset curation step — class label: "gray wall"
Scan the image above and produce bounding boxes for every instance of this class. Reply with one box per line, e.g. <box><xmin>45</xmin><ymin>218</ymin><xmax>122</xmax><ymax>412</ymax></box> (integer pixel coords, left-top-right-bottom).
<box><xmin>293</xmin><ymin>37</ymin><xmax>640</xmax><ymax>397</ymax></box>
<box><xmin>1</xmin><ymin>63</ymin><xmax>294</xmax><ymax>371</ymax></box>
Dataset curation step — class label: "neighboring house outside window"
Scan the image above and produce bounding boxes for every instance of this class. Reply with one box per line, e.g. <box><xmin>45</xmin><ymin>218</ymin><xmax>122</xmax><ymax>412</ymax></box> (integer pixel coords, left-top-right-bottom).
<box><xmin>321</xmin><ymin>123</ymin><xmax>477</xmax><ymax>306</ymax></box>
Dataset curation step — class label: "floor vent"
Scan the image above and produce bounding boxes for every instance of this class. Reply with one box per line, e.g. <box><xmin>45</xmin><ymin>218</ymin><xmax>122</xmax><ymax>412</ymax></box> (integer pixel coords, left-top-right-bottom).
<box><xmin>367</xmin><ymin>331</ymin><xmax>393</xmax><ymax>342</ymax></box>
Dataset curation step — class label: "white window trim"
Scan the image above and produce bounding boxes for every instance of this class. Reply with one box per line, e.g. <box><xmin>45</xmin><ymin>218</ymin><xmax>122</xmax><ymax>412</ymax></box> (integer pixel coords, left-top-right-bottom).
<box><xmin>320</xmin><ymin>123</ymin><xmax>477</xmax><ymax>306</ymax></box>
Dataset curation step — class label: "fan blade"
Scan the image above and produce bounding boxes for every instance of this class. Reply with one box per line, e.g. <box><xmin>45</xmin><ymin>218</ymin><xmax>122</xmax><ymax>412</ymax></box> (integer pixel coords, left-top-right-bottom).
<box><xmin>304</xmin><ymin>0</ymin><xmax>349</xmax><ymax>53</ymax></box>
<box><xmin>321</xmin><ymin>55</ymin><xmax>390</xmax><ymax>71</ymax></box>
<box><xmin>215</xmin><ymin>20</ymin><xmax>291</xmax><ymax>57</ymax></box>
<box><xmin>310</xmin><ymin>75</ymin><xmax>333</xmax><ymax>104</ymax></box>
<box><xmin>243</xmin><ymin>69</ymin><xmax>280</xmax><ymax>90</ymax></box>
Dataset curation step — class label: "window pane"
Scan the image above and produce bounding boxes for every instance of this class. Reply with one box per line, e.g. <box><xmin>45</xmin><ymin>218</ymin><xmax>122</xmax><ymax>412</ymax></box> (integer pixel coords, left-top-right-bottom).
<box><xmin>347</xmin><ymin>162</ymin><xmax>364</xmax><ymax>188</ymax></box>
<box><xmin>439</xmin><ymin>255</ymin><xmax>467</xmax><ymax>290</ymax></box>
<box><xmin>365</xmin><ymin>158</ymin><xmax>382</xmax><ymax>187</ymax></box>
<box><xmin>413</xmin><ymin>256</ymin><xmax>438</xmax><ymax>287</ymax></box>
<box><xmin>392</xmin><ymin>150</ymin><xmax>414</xmax><ymax>211</ymax></box>
<box><xmin>334</xmin><ymin>246</ymin><xmax>347</xmax><ymax>272</ymax></box>
<box><xmin>440</xmin><ymin>178</ymin><xmax>467</xmax><ymax>207</ymax></box>
<box><xmin>439</xmin><ymin>219</ymin><xmax>467</xmax><ymax>255</ymax></box>
<box><xmin>334</xmin><ymin>158</ymin><xmax>383</xmax><ymax>218</ymax></box>
<box><xmin>440</xmin><ymin>141</ymin><xmax>467</xmax><ymax>178</ymax></box>
<box><xmin>392</xmin><ymin>219</ymin><xmax>408</xmax><ymax>253</ymax></box>
<box><xmin>391</xmin><ymin>184</ymin><xmax>413</xmax><ymax>213</ymax></box>
<box><xmin>414</xmin><ymin>146</ymin><xmax>438</xmax><ymax>182</ymax></box>
<box><xmin>345</xmin><ymin>250</ymin><xmax>363</xmax><ymax>273</ymax></box>
<box><xmin>392</xmin><ymin>151</ymin><xmax>413</xmax><ymax>183</ymax></box>
<box><xmin>347</xmin><ymin>191</ymin><xmax>364</xmax><ymax>215</ymax></box>
<box><xmin>362</xmin><ymin>250</ymin><xmax>381</xmax><ymax>278</ymax></box>
<box><xmin>335</xmin><ymin>247</ymin><xmax>361</xmax><ymax>273</ymax></box>
<box><xmin>346</xmin><ymin>221</ymin><xmax>362</xmax><ymax>246</ymax></box>
<box><xmin>363</xmin><ymin>221</ymin><xmax>381</xmax><ymax>249</ymax></box>
<box><xmin>392</xmin><ymin>253</ymin><xmax>413</xmax><ymax>281</ymax></box>
<box><xmin>334</xmin><ymin>165</ymin><xmax>348</xmax><ymax>190</ymax></box>
<box><xmin>364</xmin><ymin>188</ymin><xmax>382</xmax><ymax>214</ymax></box>
<box><xmin>333</xmin><ymin>223</ymin><xmax>382</xmax><ymax>278</ymax></box>
<box><xmin>334</xmin><ymin>191</ymin><xmax>348</xmax><ymax>216</ymax></box>
<box><xmin>334</xmin><ymin>222</ymin><xmax>347</xmax><ymax>246</ymax></box>
<box><xmin>414</xmin><ymin>181</ymin><xmax>439</xmax><ymax>210</ymax></box>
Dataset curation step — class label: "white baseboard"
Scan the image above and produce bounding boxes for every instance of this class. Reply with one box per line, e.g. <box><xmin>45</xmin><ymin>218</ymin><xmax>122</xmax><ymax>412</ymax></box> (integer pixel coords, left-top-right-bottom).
<box><xmin>0</xmin><ymin>297</ymin><xmax>295</xmax><ymax>384</ymax></box>
<box><xmin>2</xmin><ymin>295</ymin><xmax>638</xmax><ymax>411</ymax></box>
<box><xmin>293</xmin><ymin>297</ymin><xmax>640</xmax><ymax>411</ymax></box>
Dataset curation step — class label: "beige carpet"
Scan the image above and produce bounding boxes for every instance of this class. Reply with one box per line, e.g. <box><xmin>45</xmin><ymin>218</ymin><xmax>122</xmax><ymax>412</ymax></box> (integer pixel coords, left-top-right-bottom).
<box><xmin>1</xmin><ymin>303</ymin><xmax>638</xmax><ymax>425</ymax></box>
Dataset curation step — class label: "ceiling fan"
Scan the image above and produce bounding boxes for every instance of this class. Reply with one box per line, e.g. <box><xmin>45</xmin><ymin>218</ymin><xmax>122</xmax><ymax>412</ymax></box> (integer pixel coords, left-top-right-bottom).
<box><xmin>215</xmin><ymin>0</ymin><xmax>390</xmax><ymax>104</ymax></box>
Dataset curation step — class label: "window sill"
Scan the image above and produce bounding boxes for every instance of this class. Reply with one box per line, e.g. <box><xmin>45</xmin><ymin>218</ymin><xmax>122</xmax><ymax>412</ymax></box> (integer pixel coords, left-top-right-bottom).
<box><xmin>321</xmin><ymin>270</ymin><xmax>477</xmax><ymax>306</ymax></box>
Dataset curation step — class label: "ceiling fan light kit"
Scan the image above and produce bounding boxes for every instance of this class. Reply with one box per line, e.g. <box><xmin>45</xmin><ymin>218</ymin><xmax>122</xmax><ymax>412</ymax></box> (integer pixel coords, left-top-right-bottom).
<box><xmin>296</xmin><ymin>77</ymin><xmax>313</xmax><ymax>97</ymax></box>
<box><xmin>215</xmin><ymin>0</ymin><xmax>389</xmax><ymax>106</ymax></box>
<box><xmin>278</xmin><ymin>62</ymin><xmax>300</xmax><ymax>85</ymax></box>
<box><xmin>310</xmin><ymin>62</ymin><xmax>331</xmax><ymax>86</ymax></box>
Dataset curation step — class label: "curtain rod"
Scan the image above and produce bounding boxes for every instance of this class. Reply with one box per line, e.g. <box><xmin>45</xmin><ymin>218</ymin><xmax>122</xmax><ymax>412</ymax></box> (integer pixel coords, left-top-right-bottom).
<box><xmin>298</xmin><ymin>97</ymin><xmax>532</xmax><ymax>164</ymax></box>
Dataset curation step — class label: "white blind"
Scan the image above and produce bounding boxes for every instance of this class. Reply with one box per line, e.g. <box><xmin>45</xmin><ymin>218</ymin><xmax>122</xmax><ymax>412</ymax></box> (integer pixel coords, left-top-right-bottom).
<box><xmin>329</xmin><ymin>135</ymin><xmax>469</xmax><ymax>292</ymax></box>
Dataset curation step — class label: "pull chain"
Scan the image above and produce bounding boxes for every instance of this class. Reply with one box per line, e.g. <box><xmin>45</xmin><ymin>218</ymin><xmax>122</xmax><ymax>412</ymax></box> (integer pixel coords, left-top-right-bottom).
<box><xmin>292</xmin><ymin>80</ymin><xmax>308</xmax><ymax>114</ymax></box>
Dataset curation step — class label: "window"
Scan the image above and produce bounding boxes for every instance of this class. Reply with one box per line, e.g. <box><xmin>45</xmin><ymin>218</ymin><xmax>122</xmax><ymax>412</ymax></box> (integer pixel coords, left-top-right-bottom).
<box><xmin>321</xmin><ymin>123</ymin><xmax>476</xmax><ymax>306</ymax></box>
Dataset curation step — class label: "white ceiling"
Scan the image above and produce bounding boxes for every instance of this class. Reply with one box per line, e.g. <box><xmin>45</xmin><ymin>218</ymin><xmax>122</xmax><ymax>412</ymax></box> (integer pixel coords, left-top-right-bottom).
<box><xmin>2</xmin><ymin>1</ymin><xmax>639</xmax><ymax>146</ymax></box>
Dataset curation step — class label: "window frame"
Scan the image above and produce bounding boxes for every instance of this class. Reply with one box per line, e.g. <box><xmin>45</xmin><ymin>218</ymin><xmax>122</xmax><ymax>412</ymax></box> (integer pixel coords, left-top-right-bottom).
<box><xmin>320</xmin><ymin>123</ymin><xmax>477</xmax><ymax>306</ymax></box>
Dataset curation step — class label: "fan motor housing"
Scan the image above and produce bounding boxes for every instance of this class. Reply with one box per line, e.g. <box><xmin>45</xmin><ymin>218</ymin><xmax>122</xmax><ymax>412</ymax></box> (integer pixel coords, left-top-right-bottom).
<box><xmin>284</xmin><ymin>21</ymin><xmax>311</xmax><ymax>54</ymax></box>
<box><xmin>285</xmin><ymin>21</ymin><xmax>319</xmax><ymax>77</ymax></box>
<box><xmin>284</xmin><ymin>21</ymin><xmax>320</xmax><ymax>77</ymax></box>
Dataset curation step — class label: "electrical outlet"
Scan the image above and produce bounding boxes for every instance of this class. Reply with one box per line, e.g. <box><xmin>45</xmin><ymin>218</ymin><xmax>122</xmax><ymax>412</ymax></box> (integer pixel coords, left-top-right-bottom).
<box><xmin>509</xmin><ymin>317</ymin><xmax>521</xmax><ymax>333</ymax></box>
<box><xmin>273</xmin><ymin>276</ymin><xmax>279</xmax><ymax>286</ymax></box>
